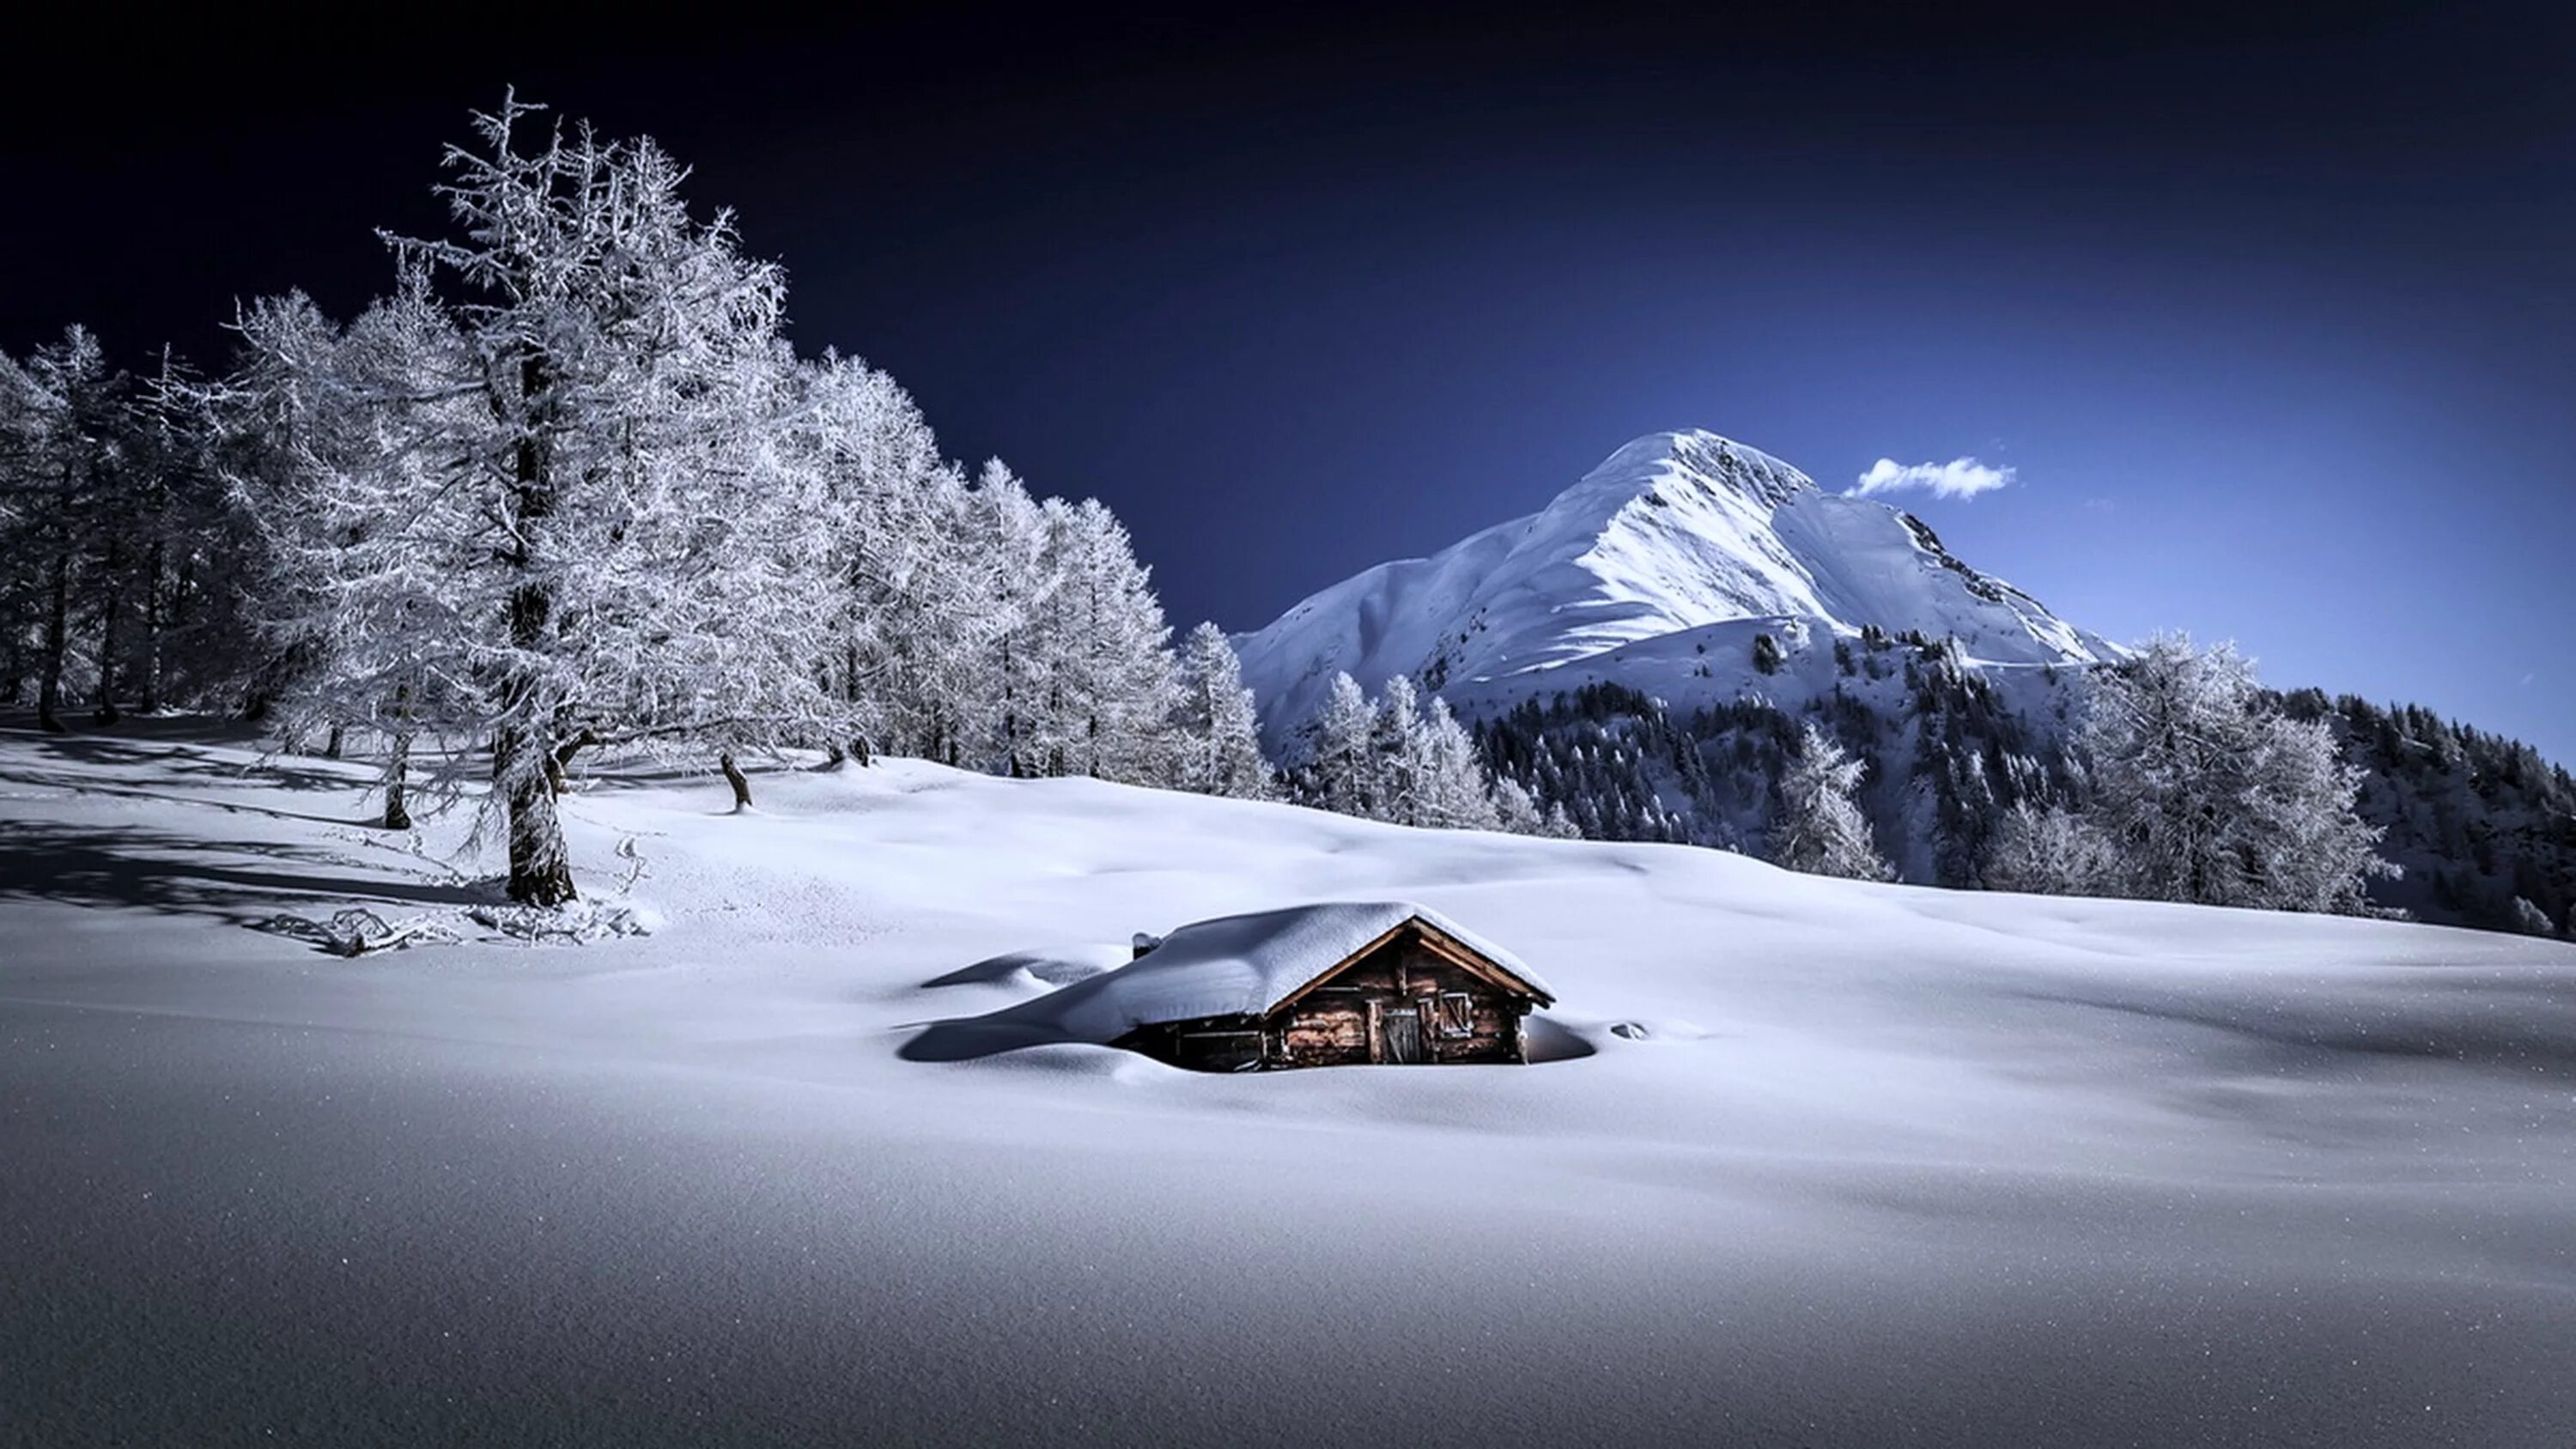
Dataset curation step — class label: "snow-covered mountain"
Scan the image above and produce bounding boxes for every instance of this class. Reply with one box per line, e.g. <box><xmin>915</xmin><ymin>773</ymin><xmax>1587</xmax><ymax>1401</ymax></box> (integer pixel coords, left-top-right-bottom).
<box><xmin>1233</xmin><ymin>429</ymin><xmax>2576</xmax><ymax>938</ymax></box>
<box><xmin>1235</xmin><ymin>429</ymin><xmax>2115</xmax><ymax>748</ymax></box>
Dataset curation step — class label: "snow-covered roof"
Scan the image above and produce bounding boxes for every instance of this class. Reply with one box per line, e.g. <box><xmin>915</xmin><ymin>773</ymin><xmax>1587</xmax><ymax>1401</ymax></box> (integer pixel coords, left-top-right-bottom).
<box><xmin>997</xmin><ymin>901</ymin><xmax>1551</xmax><ymax>1041</ymax></box>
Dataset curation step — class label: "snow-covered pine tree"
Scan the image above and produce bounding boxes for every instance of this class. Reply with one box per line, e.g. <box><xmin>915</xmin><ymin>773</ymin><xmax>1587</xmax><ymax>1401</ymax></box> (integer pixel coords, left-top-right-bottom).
<box><xmin>844</xmin><ymin>456</ymin><xmax>994</xmax><ymax>767</ymax></box>
<box><xmin>1415</xmin><ymin>696</ymin><xmax>1502</xmax><ymax>830</ymax></box>
<box><xmin>1304</xmin><ymin>670</ymin><xmax>1376</xmax><ymax>815</ymax></box>
<box><xmin>1772</xmin><ymin>721</ymin><xmax>1894</xmax><ymax>881</ymax></box>
<box><xmin>795</xmin><ymin>350</ymin><xmax>959</xmax><ymax>764</ymax></box>
<box><xmin>5</xmin><ymin>328</ymin><xmax>129</xmax><ymax>733</ymax></box>
<box><xmin>1171</xmin><ymin>621</ymin><xmax>1273</xmax><ymax>799</ymax></box>
<box><xmin>1488</xmin><ymin>773</ymin><xmax>1580</xmax><ymax>838</ymax></box>
<box><xmin>1032</xmin><ymin>498</ymin><xmax>1178</xmax><ymax>784</ymax></box>
<box><xmin>0</xmin><ymin>346</ymin><xmax>39</xmax><ymax>708</ymax></box>
<box><xmin>2510</xmin><ymin>896</ymin><xmax>2560</xmax><ymax>938</ymax></box>
<box><xmin>122</xmin><ymin>349</ymin><xmax>233</xmax><ymax>716</ymax></box>
<box><xmin>1370</xmin><ymin>675</ymin><xmax>1425</xmax><ymax>825</ymax></box>
<box><xmin>966</xmin><ymin>462</ymin><xmax>1054</xmax><ymax>776</ymax></box>
<box><xmin>2078</xmin><ymin>634</ymin><xmax>2393</xmax><ymax>914</ymax></box>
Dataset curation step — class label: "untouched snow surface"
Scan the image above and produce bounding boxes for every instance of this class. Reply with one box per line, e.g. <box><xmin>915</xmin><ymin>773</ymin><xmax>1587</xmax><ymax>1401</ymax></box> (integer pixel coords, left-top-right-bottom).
<box><xmin>1234</xmin><ymin>428</ymin><xmax>2117</xmax><ymax>745</ymax></box>
<box><xmin>4</xmin><ymin>721</ymin><xmax>2575</xmax><ymax>1446</ymax></box>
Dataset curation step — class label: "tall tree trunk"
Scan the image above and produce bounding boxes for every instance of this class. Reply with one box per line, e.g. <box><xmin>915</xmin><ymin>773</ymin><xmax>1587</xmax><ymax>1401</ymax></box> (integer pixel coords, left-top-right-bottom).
<box><xmin>1</xmin><ymin>627</ymin><xmax>23</xmax><ymax>705</ymax></box>
<box><xmin>719</xmin><ymin>751</ymin><xmax>753</xmax><ymax>812</ymax></box>
<box><xmin>94</xmin><ymin>536</ymin><xmax>123</xmax><ymax>724</ymax></box>
<box><xmin>496</xmin><ymin>721</ymin><xmax>575</xmax><ymax>904</ymax></box>
<box><xmin>499</xmin><ymin>346</ymin><xmax>574</xmax><ymax>906</ymax></box>
<box><xmin>139</xmin><ymin>538</ymin><xmax>165</xmax><ymax>713</ymax></box>
<box><xmin>382</xmin><ymin>735</ymin><xmax>413</xmax><ymax>830</ymax></box>
<box><xmin>36</xmin><ymin>542</ymin><xmax>70</xmax><ymax>733</ymax></box>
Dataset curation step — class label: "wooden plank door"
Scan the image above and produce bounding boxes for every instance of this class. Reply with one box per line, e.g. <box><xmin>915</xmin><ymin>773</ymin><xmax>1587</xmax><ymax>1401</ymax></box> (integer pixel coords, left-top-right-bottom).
<box><xmin>1380</xmin><ymin>1005</ymin><xmax>1423</xmax><ymax>1064</ymax></box>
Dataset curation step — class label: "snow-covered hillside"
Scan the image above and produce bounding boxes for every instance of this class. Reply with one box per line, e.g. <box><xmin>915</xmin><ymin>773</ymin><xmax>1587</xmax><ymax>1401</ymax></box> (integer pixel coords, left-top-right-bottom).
<box><xmin>4</xmin><ymin>721</ymin><xmax>2574</xmax><ymax>1446</ymax></box>
<box><xmin>1234</xmin><ymin>429</ymin><xmax>2115</xmax><ymax>748</ymax></box>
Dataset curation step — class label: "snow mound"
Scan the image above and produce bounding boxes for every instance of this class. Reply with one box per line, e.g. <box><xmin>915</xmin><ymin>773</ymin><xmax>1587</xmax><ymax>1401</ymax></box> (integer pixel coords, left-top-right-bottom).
<box><xmin>923</xmin><ymin>943</ymin><xmax>1130</xmax><ymax>991</ymax></box>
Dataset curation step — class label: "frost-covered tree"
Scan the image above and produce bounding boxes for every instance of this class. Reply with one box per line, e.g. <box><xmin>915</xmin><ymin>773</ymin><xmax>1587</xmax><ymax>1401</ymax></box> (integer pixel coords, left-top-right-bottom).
<box><xmin>800</xmin><ymin>351</ymin><xmax>965</xmax><ymax>764</ymax></box>
<box><xmin>0</xmin><ymin>347</ymin><xmax>41</xmax><ymax>708</ymax></box>
<box><xmin>1305</xmin><ymin>670</ymin><xmax>1376</xmax><ymax>815</ymax></box>
<box><xmin>216</xmin><ymin>287</ymin><xmax>449</xmax><ymax>822</ymax></box>
<box><xmin>217</xmin><ymin>98</ymin><xmax>843</xmax><ymax>900</ymax></box>
<box><xmin>1412</xmin><ymin>698</ymin><xmax>1501</xmax><ymax>830</ymax></box>
<box><xmin>2078</xmin><ymin>634</ymin><xmax>2393</xmax><ymax>914</ymax></box>
<box><xmin>1170</xmin><ymin>622</ymin><xmax>1273</xmax><ymax>800</ymax></box>
<box><xmin>2510</xmin><ymin>896</ymin><xmax>2560</xmax><ymax>938</ymax></box>
<box><xmin>1491</xmin><ymin>773</ymin><xmax>1580</xmax><ymax>838</ymax></box>
<box><xmin>1024</xmin><ymin>498</ymin><xmax>1177</xmax><ymax>783</ymax></box>
<box><xmin>3</xmin><ymin>328</ymin><xmax>130</xmax><ymax>732</ymax></box>
<box><xmin>1300</xmin><ymin>673</ymin><xmax>1593</xmax><ymax>837</ymax></box>
<box><xmin>1772</xmin><ymin>722</ymin><xmax>1893</xmax><ymax>881</ymax></box>
<box><xmin>965</xmin><ymin>463</ymin><xmax>1054</xmax><ymax>776</ymax></box>
<box><xmin>120</xmin><ymin>351</ymin><xmax>236</xmax><ymax>716</ymax></box>
<box><xmin>1370</xmin><ymin>674</ymin><xmax>1425</xmax><ymax>824</ymax></box>
<box><xmin>1982</xmin><ymin>801</ymin><xmax>2119</xmax><ymax>896</ymax></box>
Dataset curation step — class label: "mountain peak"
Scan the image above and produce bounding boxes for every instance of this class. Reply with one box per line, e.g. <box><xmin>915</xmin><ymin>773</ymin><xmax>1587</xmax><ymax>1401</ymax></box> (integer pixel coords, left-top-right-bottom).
<box><xmin>1233</xmin><ymin>428</ymin><xmax>2111</xmax><ymax>747</ymax></box>
<box><xmin>1570</xmin><ymin>429</ymin><xmax>1817</xmax><ymax>513</ymax></box>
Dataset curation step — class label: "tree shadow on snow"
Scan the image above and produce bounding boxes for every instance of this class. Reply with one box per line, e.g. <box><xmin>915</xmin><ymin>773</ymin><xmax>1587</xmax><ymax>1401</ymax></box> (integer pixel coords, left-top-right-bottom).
<box><xmin>0</xmin><ymin>822</ymin><xmax>488</xmax><ymax>929</ymax></box>
<box><xmin>2011</xmin><ymin>985</ymin><xmax>2576</xmax><ymax>1081</ymax></box>
<box><xmin>12</xmin><ymin>731</ymin><xmax>359</xmax><ymax>791</ymax></box>
<box><xmin>3</xmin><ymin>733</ymin><xmax>375</xmax><ymax>815</ymax></box>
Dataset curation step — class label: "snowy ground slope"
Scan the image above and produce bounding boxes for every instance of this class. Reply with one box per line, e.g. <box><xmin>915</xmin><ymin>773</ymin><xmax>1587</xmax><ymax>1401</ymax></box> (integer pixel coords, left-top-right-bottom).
<box><xmin>3</xmin><ymin>722</ymin><xmax>2574</xmax><ymax>1446</ymax></box>
<box><xmin>1234</xmin><ymin>428</ymin><xmax>2116</xmax><ymax>746</ymax></box>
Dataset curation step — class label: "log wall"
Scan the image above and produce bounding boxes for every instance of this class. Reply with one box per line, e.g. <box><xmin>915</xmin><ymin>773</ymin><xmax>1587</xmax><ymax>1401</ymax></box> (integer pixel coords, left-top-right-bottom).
<box><xmin>1268</xmin><ymin>935</ymin><xmax>1529</xmax><ymax>1067</ymax></box>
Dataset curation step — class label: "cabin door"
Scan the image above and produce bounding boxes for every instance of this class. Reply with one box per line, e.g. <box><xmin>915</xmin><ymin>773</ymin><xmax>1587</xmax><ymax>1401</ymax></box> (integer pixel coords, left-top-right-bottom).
<box><xmin>1377</xmin><ymin>1003</ymin><xmax>1424</xmax><ymax>1064</ymax></box>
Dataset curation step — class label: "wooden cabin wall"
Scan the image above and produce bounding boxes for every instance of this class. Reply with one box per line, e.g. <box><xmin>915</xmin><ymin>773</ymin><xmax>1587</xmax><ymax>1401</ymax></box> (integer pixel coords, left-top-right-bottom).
<box><xmin>1267</xmin><ymin>934</ymin><xmax>1529</xmax><ymax>1067</ymax></box>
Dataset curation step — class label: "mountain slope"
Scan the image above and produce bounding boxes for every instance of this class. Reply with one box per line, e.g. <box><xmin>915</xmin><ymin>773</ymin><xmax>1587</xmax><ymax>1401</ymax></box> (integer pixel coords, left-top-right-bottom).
<box><xmin>1231</xmin><ymin>429</ymin><xmax>2574</xmax><ymax>938</ymax></box>
<box><xmin>1235</xmin><ymin>429</ymin><xmax>2113</xmax><ymax>747</ymax></box>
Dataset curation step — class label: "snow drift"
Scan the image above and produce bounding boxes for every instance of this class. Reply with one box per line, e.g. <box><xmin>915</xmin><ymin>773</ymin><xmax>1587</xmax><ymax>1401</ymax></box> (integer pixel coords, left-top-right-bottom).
<box><xmin>3</xmin><ymin>723</ymin><xmax>2574</xmax><ymax>1446</ymax></box>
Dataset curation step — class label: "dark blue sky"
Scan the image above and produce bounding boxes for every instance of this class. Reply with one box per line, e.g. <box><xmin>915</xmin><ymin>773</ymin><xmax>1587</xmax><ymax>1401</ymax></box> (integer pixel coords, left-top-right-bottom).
<box><xmin>6</xmin><ymin>4</ymin><xmax>2570</xmax><ymax>758</ymax></box>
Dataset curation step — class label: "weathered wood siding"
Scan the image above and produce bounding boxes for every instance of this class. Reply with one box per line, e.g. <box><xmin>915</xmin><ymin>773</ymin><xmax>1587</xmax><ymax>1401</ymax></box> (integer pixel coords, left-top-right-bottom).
<box><xmin>1269</xmin><ymin>934</ymin><xmax>1529</xmax><ymax>1067</ymax></box>
<box><xmin>1115</xmin><ymin>923</ymin><xmax>1544</xmax><ymax>1071</ymax></box>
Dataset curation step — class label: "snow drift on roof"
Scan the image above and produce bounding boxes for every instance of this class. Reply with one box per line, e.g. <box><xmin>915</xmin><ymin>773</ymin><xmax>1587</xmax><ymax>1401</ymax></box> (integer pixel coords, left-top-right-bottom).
<box><xmin>992</xmin><ymin>900</ymin><xmax>1551</xmax><ymax>1041</ymax></box>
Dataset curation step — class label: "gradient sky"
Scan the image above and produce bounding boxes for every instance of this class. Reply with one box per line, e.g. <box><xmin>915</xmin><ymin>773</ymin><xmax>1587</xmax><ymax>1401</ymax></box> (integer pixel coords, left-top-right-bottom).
<box><xmin>5</xmin><ymin>4</ymin><xmax>2570</xmax><ymax>759</ymax></box>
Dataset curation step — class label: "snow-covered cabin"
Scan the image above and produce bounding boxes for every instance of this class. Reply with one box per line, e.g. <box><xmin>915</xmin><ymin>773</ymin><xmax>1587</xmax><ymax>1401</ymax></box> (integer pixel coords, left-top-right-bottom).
<box><xmin>1081</xmin><ymin>902</ymin><xmax>1554</xmax><ymax>1071</ymax></box>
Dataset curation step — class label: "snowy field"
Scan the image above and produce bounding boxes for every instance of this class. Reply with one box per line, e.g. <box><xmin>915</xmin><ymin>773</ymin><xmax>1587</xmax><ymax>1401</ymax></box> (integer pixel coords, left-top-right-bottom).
<box><xmin>3</xmin><ymin>720</ymin><xmax>2573</xmax><ymax>1447</ymax></box>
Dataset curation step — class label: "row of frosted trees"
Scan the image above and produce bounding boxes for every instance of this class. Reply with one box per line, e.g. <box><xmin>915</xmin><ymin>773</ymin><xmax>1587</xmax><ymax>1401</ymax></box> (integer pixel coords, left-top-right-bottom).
<box><xmin>0</xmin><ymin>98</ymin><xmax>1275</xmax><ymax>902</ymax></box>
<box><xmin>0</xmin><ymin>331</ymin><xmax>252</xmax><ymax>730</ymax></box>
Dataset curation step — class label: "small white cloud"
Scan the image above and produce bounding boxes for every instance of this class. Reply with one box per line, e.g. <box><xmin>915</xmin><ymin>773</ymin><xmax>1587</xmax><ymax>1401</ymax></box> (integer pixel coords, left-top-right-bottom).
<box><xmin>2521</xmin><ymin>671</ymin><xmax>2537</xmax><ymax>688</ymax></box>
<box><xmin>2081</xmin><ymin>496</ymin><xmax>2117</xmax><ymax>513</ymax></box>
<box><xmin>1847</xmin><ymin>457</ymin><xmax>2014</xmax><ymax>501</ymax></box>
